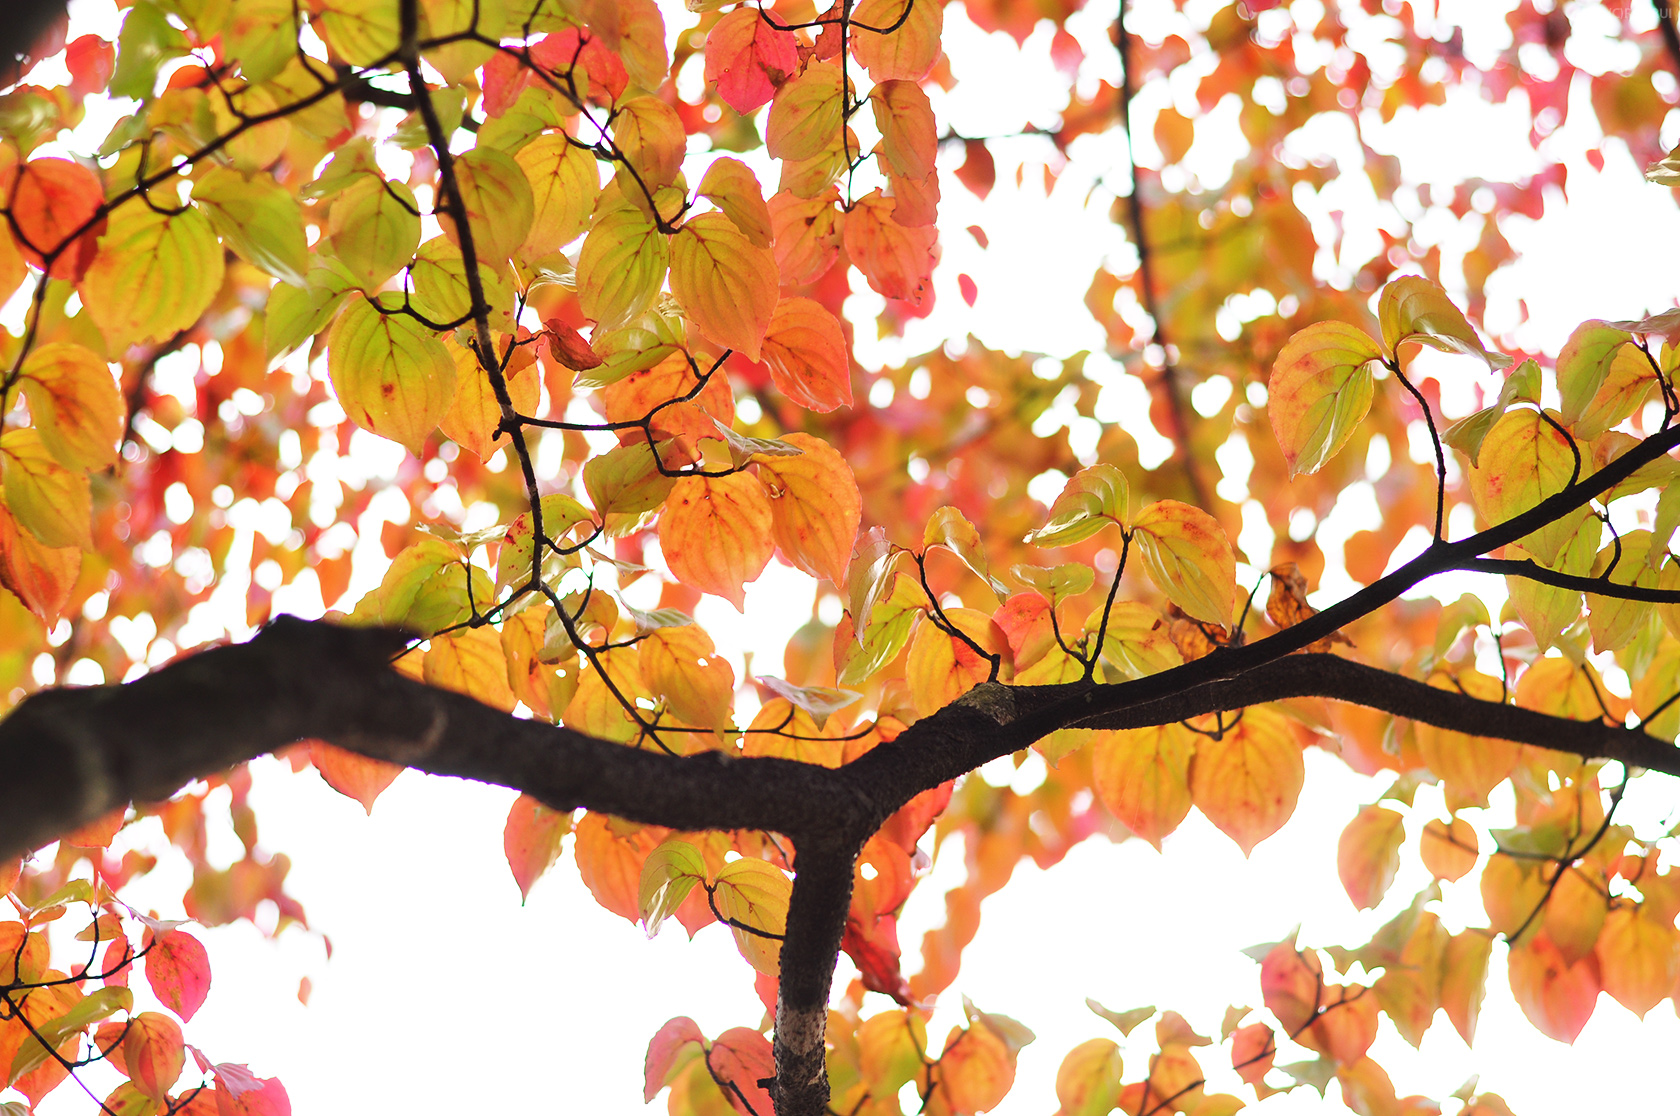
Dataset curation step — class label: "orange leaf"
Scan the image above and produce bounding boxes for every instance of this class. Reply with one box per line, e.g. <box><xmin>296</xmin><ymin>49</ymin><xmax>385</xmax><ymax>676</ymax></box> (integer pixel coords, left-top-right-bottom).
<box><xmin>1419</xmin><ymin>817</ymin><xmax>1478</xmax><ymax>882</ymax></box>
<box><xmin>850</xmin><ymin>0</ymin><xmax>943</xmax><ymax>81</ymax></box>
<box><xmin>63</xmin><ymin>806</ymin><xmax>126</xmax><ymax>848</ymax></box>
<box><xmin>905</xmin><ymin>607</ymin><xmax>1004</xmax><ymax>716</ymax></box>
<box><xmin>9</xmin><ymin>157</ymin><xmax>105</xmax><ymax>280</ymax></box>
<box><xmin>1596</xmin><ymin>904</ymin><xmax>1678</xmax><ymax>1018</ymax></box>
<box><xmin>1336</xmin><ymin>804</ymin><xmax>1404</xmax><ymax>911</ymax></box>
<box><xmin>640</xmin><ymin>625</ymin><xmax>736</xmax><ymax>729</ymax></box>
<box><xmin>659</xmin><ymin>472</ymin><xmax>774</xmax><ymax>610</ymax></box>
<box><xmin>1543</xmin><ymin>864</ymin><xmax>1608</xmax><ymax>965</ymax></box>
<box><xmin>309</xmin><ymin>740</ymin><xmax>403</xmax><ymax>814</ymax></box>
<box><xmin>1507</xmin><ymin>931</ymin><xmax>1601</xmax><ymax>1043</ymax></box>
<box><xmin>759</xmin><ymin>298</ymin><xmax>852</xmax><ymax>411</ymax></box>
<box><xmin>424</xmin><ymin>626</ymin><xmax>519</xmax><ymax>713</ymax></box>
<box><xmin>503</xmin><ymin>794</ymin><xmax>573</xmax><ymax>902</ymax></box>
<box><xmin>842</xmin><ymin>190</ymin><xmax>936</xmax><ymax>305</ymax></box>
<box><xmin>768</xmin><ymin>188</ymin><xmax>842</xmax><ymax>285</ymax></box>
<box><xmin>124</xmin><ymin>1012</ymin><xmax>185</xmax><ymax>1104</ymax></box>
<box><xmin>754</xmin><ymin>432</ymin><xmax>861</xmax><ymax>585</ymax></box>
<box><xmin>670</xmin><ymin>212</ymin><xmax>779</xmax><ymax>360</ymax></box>
<box><xmin>1189</xmin><ymin>706</ymin><xmax>1303</xmax><ymax>855</ymax></box>
<box><xmin>573</xmin><ymin>812</ymin><xmax>660</xmax><ymax>923</ymax></box>
<box><xmin>0</xmin><ymin>500</ymin><xmax>81</xmax><ymax>621</ymax></box>
<box><xmin>1091</xmin><ymin>724</ymin><xmax>1194</xmax><ymax>850</ymax></box>
<box><xmin>707</xmin><ymin>1028</ymin><xmax>776</xmax><ymax>1116</ymax></box>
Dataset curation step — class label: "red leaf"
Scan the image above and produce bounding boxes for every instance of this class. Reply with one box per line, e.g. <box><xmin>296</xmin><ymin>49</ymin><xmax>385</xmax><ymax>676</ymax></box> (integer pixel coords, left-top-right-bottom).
<box><xmin>707</xmin><ymin>1028</ymin><xmax>776</xmax><ymax>1116</ymax></box>
<box><xmin>705</xmin><ymin>8</ymin><xmax>798</xmax><ymax>114</ymax></box>
<box><xmin>958</xmin><ymin>273</ymin><xmax>977</xmax><ymax>306</ymax></box>
<box><xmin>843</xmin><ymin>914</ymin><xmax>914</xmax><ymax>1004</ymax></box>
<box><xmin>145</xmin><ymin>929</ymin><xmax>212</xmax><ymax>1022</ymax></box>
<box><xmin>66</xmin><ymin>35</ymin><xmax>114</xmax><ymax>100</ymax></box>
<box><xmin>503</xmin><ymin>794</ymin><xmax>573</xmax><ymax>901</ymax></box>
<box><xmin>644</xmin><ymin>1017</ymin><xmax>705</xmax><ymax>1102</ymax></box>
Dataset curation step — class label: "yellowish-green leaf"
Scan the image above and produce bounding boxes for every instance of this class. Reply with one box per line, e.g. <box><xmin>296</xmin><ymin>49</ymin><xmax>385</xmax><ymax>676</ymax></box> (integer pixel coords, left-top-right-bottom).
<box><xmin>1378</xmin><ymin>276</ymin><xmax>1510</xmax><ymax>368</ymax></box>
<box><xmin>1267</xmin><ymin>320</ymin><xmax>1382</xmax><ymax>476</ymax></box>
<box><xmin>353</xmin><ymin>537</ymin><xmax>487</xmax><ymax>632</ymax></box>
<box><xmin>79</xmin><ymin>199</ymin><xmax>223</xmax><ymax>349</ymax></box>
<box><xmin>583</xmin><ymin>441</ymin><xmax>677</xmax><ymax>536</ymax></box>
<box><xmin>712</xmin><ymin>857</ymin><xmax>791</xmax><ymax>975</ymax></box>
<box><xmin>0</xmin><ymin>427</ymin><xmax>91</xmax><ymax>549</ymax></box>
<box><xmin>18</xmin><ymin>342</ymin><xmax>122</xmax><ymax>471</ymax></box>
<box><xmin>766</xmin><ymin>60</ymin><xmax>845</xmax><ymax>162</ymax></box>
<box><xmin>1467</xmin><ymin>407</ymin><xmax>1587</xmax><ymax>566</ymax></box>
<box><xmin>314</xmin><ymin>0</ymin><xmax>400</xmax><ymax>66</ymax></box>
<box><xmin>1556</xmin><ymin>320</ymin><xmax>1632</xmax><ymax>427</ymax></box>
<box><xmin>327</xmin><ymin>175</ymin><xmax>421</xmax><ymax>289</ymax></box>
<box><xmin>1131</xmin><ymin>500</ymin><xmax>1237</xmax><ymax>628</ymax></box>
<box><xmin>192</xmin><ymin>165</ymin><xmax>309</xmax><ymax>286</ymax></box>
<box><xmin>577</xmin><ymin>206</ymin><xmax>669</xmax><ymax>330</ymax></box>
<box><xmin>1442</xmin><ymin>358</ymin><xmax>1542</xmax><ymax>467</ymax></box>
<box><xmin>1574</xmin><ymin>342</ymin><xmax>1658</xmax><ymax>442</ymax></box>
<box><xmin>924</xmin><ymin>505</ymin><xmax>1007</xmax><ymax>602</ymax></box>
<box><xmin>420</xmin><ymin>0</ymin><xmax>506</xmax><ymax>83</ymax></box>
<box><xmin>669</xmin><ymin>212</ymin><xmax>778</xmax><ymax>360</ymax></box>
<box><xmin>613</xmin><ymin>96</ymin><xmax>686</xmax><ymax>192</ymax></box>
<box><xmin>1024</xmin><ymin>464</ymin><xmax>1129</xmax><ymax>547</ymax></box>
<box><xmin>326</xmin><ymin>295</ymin><xmax>457</xmax><ymax>454</ymax></box>
<box><xmin>638</xmin><ymin>839</ymin><xmax>708</xmax><ymax>939</ymax></box>
<box><xmin>266</xmin><ymin>266</ymin><xmax>352</xmax><ymax>360</ymax></box>
<box><xmin>409</xmin><ymin>236</ymin><xmax>515</xmax><ymax>331</ymax></box>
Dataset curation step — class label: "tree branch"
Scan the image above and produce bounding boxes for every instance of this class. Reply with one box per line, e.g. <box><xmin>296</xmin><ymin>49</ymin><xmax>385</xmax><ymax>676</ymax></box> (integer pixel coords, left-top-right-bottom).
<box><xmin>1459</xmin><ymin>556</ymin><xmax>1680</xmax><ymax>602</ymax></box>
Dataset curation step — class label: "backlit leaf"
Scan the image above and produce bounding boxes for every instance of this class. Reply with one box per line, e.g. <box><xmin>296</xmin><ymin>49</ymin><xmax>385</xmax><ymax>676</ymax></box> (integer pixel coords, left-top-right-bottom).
<box><xmin>517</xmin><ymin>133</ymin><xmax>600</xmax><ymax>255</ymax></box>
<box><xmin>1131</xmin><ymin>500</ymin><xmax>1237</xmax><ymax>628</ymax></box>
<box><xmin>851</xmin><ymin>0</ymin><xmax>943</xmax><ymax>81</ymax></box>
<box><xmin>17</xmin><ymin>342</ymin><xmax>122</xmax><ymax>471</ymax></box>
<box><xmin>841</xmin><ymin>190</ymin><xmax>935</xmax><ymax>304</ymax></box>
<box><xmin>712</xmin><ymin>858</ymin><xmax>790</xmax><ymax>975</ymax></box>
<box><xmin>9</xmin><ymin>157</ymin><xmax>104</xmax><ymax>280</ymax></box>
<box><xmin>659</xmin><ymin>472</ymin><xmax>774</xmax><ymax>610</ymax></box>
<box><xmin>1336</xmin><ymin>805</ymin><xmax>1404</xmax><ymax>911</ymax></box>
<box><xmin>697</xmin><ymin>158</ymin><xmax>774</xmax><ymax>248</ymax></box>
<box><xmin>670</xmin><ymin>212</ymin><xmax>778</xmax><ymax>361</ymax></box>
<box><xmin>577</xmin><ymin>206</ymin><xmax>668</xmax><ymax>330</ymax></box>
<box><xmin>705</xmin><ymin>8</ymin><xmax>798</xmax><ymax>114</ymax></box>
<box><xmin>325</xmin><ymin>175</ymin><xmax>420</xmax><ymax>290</ymax></box>
<box><xmin>144</xmin><ymin>929</ymin><xmax>210</xmax><ymax>1023</ymax></box>
<box><xmin>1025</xmin><ymin>464</ymin><xmax>1129</xmax><ymax>547</ymax></box>
<box><xmin>326</xmin><ymin>295</ymin><xmax>457</xmax><ymax>455</ymax></box>
<box><xmin>638</xmin><ymin>839</ymin><xmax>708</xmax><ymax>939</ymax></box>
<box><xmin>309</xmin><ymin>741</ymin><xmax>402</xmax><ymax>813</ymax></box>
<box><xmin>80</xmin><ymin>200</ymin><xmax>223</xmax><ymax>349</ymax></box>
<box><xmin>1378</xmin><ymin>276</ymin><xmax>1509</xmax><ymax>369</ymax></box>
<box><xmin>1092</xmin><ymin>724</ymin><xmax>1195</xmax><ymax>850</ymax></box>
<box><xmin>1467</xmin><ymin>407</ymin><xmax>1587</xmax><ymax>566</ymax></box>
<box><xmin>759</xmin><ymin>296</ymin><xmax>852</xmax><ymax>411</ymax></box>
<box><xmin>1267</xmin><ymin>321</ymin><xmax>1382</xmax><ymax>476</ymax></box>
<box><xmin>1189</xmin><ymin>706</ymin><xmax>1304</xmax><ymax>855</ymax></box>
<box><xmin>754</xmin><ymin>433</ymin><xmax>860</xmax><ymax>586</ymax></box>
<box><xmin>192</xmin><ymin>165</ymin><xmax>309</xmax><ymax>286</ymax></box>
<box><xmin>124</xmin><ymin>1012</ymin><xmax>185</xmax><ymax>1104</ymax></box>
<box><xmin>0</xmin><ymin>427</ymin><xmax>91</xmax><ymax>550</ymax></box>
<box><xmin>1556</xmin><ymin>320</ymin><xmax>1631</xmax><ymax>427</ymax></box>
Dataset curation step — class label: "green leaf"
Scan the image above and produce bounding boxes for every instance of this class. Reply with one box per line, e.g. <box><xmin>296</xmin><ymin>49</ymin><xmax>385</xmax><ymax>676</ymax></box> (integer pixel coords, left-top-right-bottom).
<box><xmin>582</xmin><ymin>442</ymin><xmax>677</xmax><ymax>537</ymax></box>
<box><xmin>353</xmin><ymin>537</ymin><xmax>488</xmax><ymax>632</ymax></box>
<box><xmin>1442</xmin><ymin>358</ymin><xmax>1542</xmax><ymax>467</ymax></box>
<box><xmin>326</xmin><ymin>295</ymin><xmax>457</xmax><ymax>455</ymax></box>
<box><xmin>192</xmin><ymin>165</ymin><xmax>309</xmax><ymax>286</ymax></box>
<box><xmin>326</xmin><ymin>175</ymin><xmax>421</xmax><ymax>290</ymax></box>
<box><xmin>408</xmin><ymin>236</ymin><xmax>514</xmax><ymax>331</ymax></box>
<box><xmin>1009</xmin><ymin>563</ymin><xmax>1095</xmax><ymax>602</ymax></box>
<box><xmin>266</xmin><ymin>267</ymin><xmax>352</xmax><ymax>360</ymax></box>
<box><xmin>111</xmin><ymin>0</ymin><xmax>190</xmax><ymax>100</ymax></box>
<box><xmin>441</xmin><ymin>147</ymin><xmax>536</xmax><ymax>265</ymax></box>
<box><xmin>1086</xmin><ymin>999</ymin><xmax>1156</xmax><ymax>1037</ymax></box>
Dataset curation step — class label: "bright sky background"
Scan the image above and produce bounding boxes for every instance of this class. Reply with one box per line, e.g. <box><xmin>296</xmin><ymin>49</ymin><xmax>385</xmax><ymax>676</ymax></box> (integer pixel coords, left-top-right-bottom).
<box><xmin>14</xmin><ymin>0</ymin><xmax>1680</xmax><ymax>1113</ymax></box>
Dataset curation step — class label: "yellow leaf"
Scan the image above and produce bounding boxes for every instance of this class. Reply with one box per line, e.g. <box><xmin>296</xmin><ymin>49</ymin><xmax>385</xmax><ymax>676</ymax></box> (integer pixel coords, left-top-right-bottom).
<box><xmin>0</xmin><ymin>500</ymin><xmax>81</xmax><ymax>623</ymax></box>
<box><xmin>1131</xmin><ymin>500</ymin><xmax>1237</xmax><ymax>628</ymax></box>
<box><xmin>670</xmin><ymin>212</ymin><xmax>779</xmax><ymax>360</ymax></box>
<box><xmin>440</xmin><ymin>147</ymin><xmax>535</xmax><ymax>264</ymax></box>
<box><xmin>1440</xmin><ymin>930</ymin><xmax>1492</xmax><ymax>1045</ymax></box>
<box><xmin>641</xmin><ymin>625</ymin><xmax>736</xmax><ymax>729</ymax></box>
<box><xmin>1267</xmin><ymin>320</ymin><xmax>1382</xmax><ymax>476</ymax></box>
<box><xmin>1092</xmin><ymin>724</ymin><xmax>1195</xmax><ymax>850</ymax></box>
<box><xmin>0</xmin><ymin>427</ymin><xmax>91</xmax><ymax>550</ymax></box>
<box><xmin>314</xmin><ymin>0</ymin><xmax>401</xmax><ymax>66</ymax></box>
<box><xmin>420</xmin><ymin>0</ymin><xmax>506</xmax><ymax>83</ymax></box>
<box><xmin>753</xmin><ymin>433</ymin><xmax>860</xmax><ymax>586</ymax></box>
<box><xmin>870</xmin><ymin>80</ymin><xmax>937</xmax><ymax>181</ymax></box>
<box><xmin>18</xmin><ymin>342</ymin><xmax>122</xmax><ymax>470</ymax></box>
<box><xmin>905</xmin><ymin>607</ymin><xmax>1004</xmax><ymax>716</ymax></box>
<box><xmin>741</xmin><ymin>698</ymin><xmax>845</xmax><ymax>766</ymax></box>
<box><xmin>327</xmin><ymin>296</ymin><xmax>457</xmax><ymax>455</ymax></box>
<box><xmin>326</xmin><ymin>175</ymin><xmax>421</xmax><ymax>289</ymax></box>
<box><xmin>437</xmin><ymin>336</ymin><xmax>538</xmax><ymax>461</ymax></box>
<box><xmin>613</xmin><ymin>96</ymin><xmax>686</xmax><ymax>193</ymax></box>
<box><xmin>1414</xmin><ymin>669</ymin><xmax>1517</xmax><ymax>809</ymax></box>
<box><xmin>1188</xmin><ymin>706</ymin><xmax>1303</xmax><ymax>855</ymax></box>
<box><xmin>1596</xmin><ymin>905</ymin><xmax>1678</xmax><ymax>1018</ymax></box>
<box><xmin>850</xmin><ymin>0</ymin><xmax>943</xmax><ymax>81</ymax></box>
<box><xmin>409</xmin><ymin>236</ymin><xmax>515</xmax><ymax>332</ymax></box>
<box><xmin>712</xmin><ymin>858</ymin><xmax>790</xmax><ymax>975</ymax></box>
<box><xmin>697</xmin><ymin>158</ymin><xmax>773</xmax><ymax>248</ymax></box>
<box><xmin>1585</xmin><ymin>530</ymin><xmax>1661</xmax><ymax>653</ymax></box>
<box><xmin>577</xmin><ymin>205</ymin><xmax>668</xmax><ymax>330</ymax></box>
<box><xmin>766</xmin><ymin>60</ymin><xmax>846</xmax><ymax>161</ymax></box>
<box><xmin>517</xmin><ymin>132</ymin><xmax>600</xmax><ymax>256</ymax></box>
<box><xmin>659</xmin><ymin>472</ymin><xmax>774</xmax><ymax>610</ymax></box>
<box><xmin>424</xmin><ymin>627</ymin><xmax>518</xmax><ymax>712</ymax></box>
<box><xmin>1555</xmin><ymin>320</ymin><xmax>1631</xmax><ymax>427</ymax></box>
<box><xmin>1055</xmin><ymin>1038</ymin><xmax>1124</xmax><ymax>1116</ymax></box>
<box><xmin>79</xmin><ymin>199</ymin><xmax>223</xmax><ymax>349</ymax></box>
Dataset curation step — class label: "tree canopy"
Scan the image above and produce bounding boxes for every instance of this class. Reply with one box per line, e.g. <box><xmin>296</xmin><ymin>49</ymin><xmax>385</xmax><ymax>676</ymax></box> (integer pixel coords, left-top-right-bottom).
<box><xmin>2</xmin><ymin>0</ymin><xmax>1680</xmax><ymax>1114</ymax></box>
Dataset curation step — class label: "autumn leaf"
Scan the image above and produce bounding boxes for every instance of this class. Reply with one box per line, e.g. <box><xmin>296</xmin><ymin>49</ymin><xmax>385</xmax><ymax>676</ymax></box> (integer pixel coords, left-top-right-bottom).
<box><xmin>80</xmin><ymin>199</ymin><xmax>223</xmax><ymax>349</ymax></box>
<box><xmin>577</xmin><ymin>205</ymin><xmax>669</xmax><ymax>330</ymax></box>
<box><xmin>712</xmin><ymin>858</ymin><xmax>790</xmax><ymax>975</ymax></box>
<box><xmin>17</xmin><ymin>342</ymin><xmax>123</xmax><ymax>471</ymax></box>
<box><xmin>503</xmin><ymin>795</ymin><xmax>573</xmax><ymax>902</ymax></box>
<box><xmin>9</xmin><ymin>156</ymin><xmax>105</xmax><ymax>280</ymax></box>
<box><xmin>144</xmin><ymin>929</ymin><xmax>211</xmax><ymax>1022</ymax></box>
<box><xmin>325</xmin><ymin>175</ymin><xmax>421</xmax><ymax>290</ymax></box>
<box><xmin>1091</xmin><ymin>724</ymin><xmax>1195</xmax><ymax>850</ymax></box>
<box><xmin>842</xmin><ymin>190</ymin><xmax>936</xmax><ymax>304</ymax></box>
<box><xmin>759</xmin><ymin>297</ymin><xmax>853</xmax><ymax>412</ymax></box>
<box><xmin>326</xmin><ymin>295</ymin><xmax>458</xmax><ymax>455</ymax></box>
<box><xmin>669</xmin><ymin>212</ymin><xmax>779</xmax><ymax>360</ymax></box>
<box><xmin>1188</xmin><ymin>706</ymin><xmax>1304</xmax><ymax>855</ymax></box>
<box><xmin>659</xmin><ymin>472</ymin><xmax>775</xmax><ymax>610</ymax></box>
<box><xmin>1336</xmin><ymin>804</ymin><xmax>1404</xmax><ymax>910</ymax></box>
<box><xmin>1268</xmin><ymin>320</ymin><xmax>1382</xmax><ymax>476</ymax></box>
<box><xmin>850</xmin><ymin>0</ymin><xmax>944</xmax><ymax>81</ymax></box>
<box><xmin>191</xmin><ymin>165</ymin><xmax>309</xmax><ymax>286</ymax></box>
<box><xmin>1130</xmin><ymin>500</ymin><xmax>1237</xmax><ymax>629</ymax></box>
<box><xmin>766</xmin><ymin>60</ymin><xmax>846</xmax><ymax>162</ymax></box>
<box><xmin>309</xmin><ymin>740</ymin><xmax>402</xmax><ymax>813</ymax></box>
<box><xmin>1</xmin><ymin>427</ymin><xmax>92</xmax><ymax>550</ymax></box>
<box><xmin>705</xmin><ymin>8</ymin><xmax>798</xmax><ymax>113</ymax></box>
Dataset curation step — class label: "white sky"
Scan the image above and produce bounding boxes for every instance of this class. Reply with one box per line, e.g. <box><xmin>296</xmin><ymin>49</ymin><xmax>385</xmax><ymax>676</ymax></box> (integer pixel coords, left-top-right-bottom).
<box><xmin>14</xmin><ymin>0</ymin><xmax>1680</xmax><ymax>1114</ymax></box>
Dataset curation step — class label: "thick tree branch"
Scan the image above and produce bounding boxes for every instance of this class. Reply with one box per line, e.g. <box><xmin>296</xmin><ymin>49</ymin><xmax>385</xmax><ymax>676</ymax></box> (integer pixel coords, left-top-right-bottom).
<box><xmin>1459</xmin><ymin>556</ymin><xmax>1680</xmax><ymax>601</ymax></box>
<box><xmin>772</xmin><ymin>840</ymin><xmax>858</xmax><ymax>1116</ymax></box>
